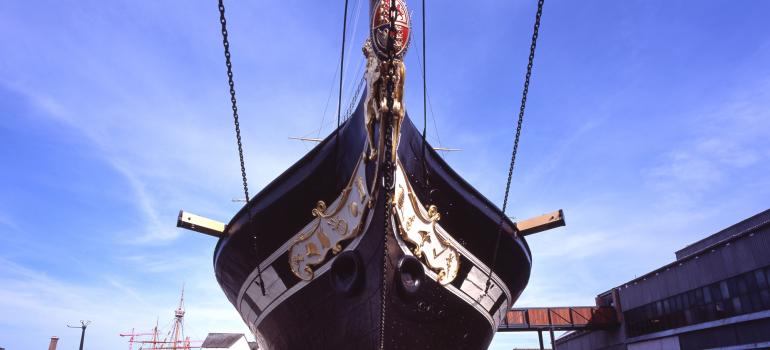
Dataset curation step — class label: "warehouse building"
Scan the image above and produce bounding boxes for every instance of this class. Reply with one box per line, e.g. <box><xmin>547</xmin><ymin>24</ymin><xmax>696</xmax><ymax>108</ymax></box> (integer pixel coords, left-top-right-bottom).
<box><xmin>556</xmin><ymin>208</ymin><xmax>770</xmax><ymax>349</ymax></box>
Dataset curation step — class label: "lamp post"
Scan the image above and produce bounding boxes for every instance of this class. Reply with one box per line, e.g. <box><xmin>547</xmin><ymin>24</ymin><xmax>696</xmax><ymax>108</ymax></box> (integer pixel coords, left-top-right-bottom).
<box><xmin>67</xmin><ymin>320</ymin><xmax>91</xmax><ymax>350</ymax></box>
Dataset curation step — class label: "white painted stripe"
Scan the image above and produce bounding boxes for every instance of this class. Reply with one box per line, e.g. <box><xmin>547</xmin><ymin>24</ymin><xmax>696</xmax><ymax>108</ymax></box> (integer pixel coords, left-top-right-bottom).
<box><xmin>235</xmin><ymin>155</ymin><xmax>369</xmax><ymax>315</ymax></box>
<box><xmin>391</xmin><ymin>217</ymin><xmax>498</xmax><ymax>328</ymax></box>
<box><xmin>495</xmin><ymin>304</ymin><xmax>508</xmax><ymax>328</ymax></box>
<box><xmin>248</xmin><ymin>212</ymin><xmax>374</xmax><ymax>328</ymax></box>
<box><xmin>392</xmin><ymin>162</ymin><xmax>514</xmax><ymax>311</ymax></box>
<box><xmin>245</xmin><ymin>266</ymin><xmax>286</xmax><ymax>311</ymax></box>
<box><xmin>461</xmin><ymin>266</ymin><xmax>503</xmax><ymax>312</ymax></box>
<box><xmin>239</xmin><ymin>302</ymin><xmax>255</xmax><ymax>325</ymax></box>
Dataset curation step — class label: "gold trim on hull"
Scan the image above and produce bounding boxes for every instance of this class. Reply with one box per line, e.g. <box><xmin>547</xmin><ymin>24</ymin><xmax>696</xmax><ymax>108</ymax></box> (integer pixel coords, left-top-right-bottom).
<box><xmin>392</xmin><ymin>162</ymin><xmax>461</xmax><ymax>285</ymax></box>
<box><xmin>288</xmin><ymin>157</ymin><xmax>371</xmax><ymax>280</ymax></box>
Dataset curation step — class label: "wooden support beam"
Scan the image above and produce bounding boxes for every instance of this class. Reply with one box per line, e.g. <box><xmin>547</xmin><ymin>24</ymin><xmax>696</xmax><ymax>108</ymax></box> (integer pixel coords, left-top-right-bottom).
<box><xmin>176</xmin><ymin>210</ymin><xmax>226</xmax><ymax>238</ymax></box>
<box><xmin>289</xmin><ymin>136</ymin><xmax>324</xmax><ymax>142</ymax></box>
<box><xmin>514</xmin><ymin>210</ymin><xmax>565</xmax><ymax>236</ymax></box>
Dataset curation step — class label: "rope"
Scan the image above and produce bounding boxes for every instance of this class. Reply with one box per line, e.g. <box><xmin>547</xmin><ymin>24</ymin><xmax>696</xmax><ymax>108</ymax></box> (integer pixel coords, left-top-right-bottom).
<box><xmin>421</xmin><ymin>0</ymin><xmax>427</xmax><ymax>139</ymax></box>
<box><xmin>336</xmin><ymin>0</ymin><xmax>350</xmax><ymax>128</ymax></box>
<box><xmin>342</xmin><ymin>0</ymin><xmax>363</xmax><ymax>94</ymax></box>
<box><xmin>344</xmin><ymin>76</ymin><xmax>366</xmax><ymax>120</ymax></box>
<box><xmin>411</xmin><ymin>45</ymin><xmax>445</xmax><ymax>151</ymax></box>
<box><xmin>217</xmin><ymin>0</ymin><xmax>265</xmax><ymax>295</ymax></box>
<box><xmin>420</xmin><ymin>0</ymin><xmax>430</xmax><ymax>196</ymax></box>
<box><xmin>318</xmin><ymin>0</ymin><xmax>361</xmax><ymax>138</ymax></box>
<box><xmin>485</xmin><ymin>0</ymin><xmax>545</xmax><ymax>293</ymax></box>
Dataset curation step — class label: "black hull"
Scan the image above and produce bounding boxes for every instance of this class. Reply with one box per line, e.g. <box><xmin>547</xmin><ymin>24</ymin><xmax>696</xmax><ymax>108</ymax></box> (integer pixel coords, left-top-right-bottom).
<box><xmin>213</xmin><ymin>94</ymin><xmax>532</xmax><ymax>349</ymax></box>
<box><xmin>255</xmin><ymin>195</ymin><xmax>495</xmax><ymax>349</ymax></box>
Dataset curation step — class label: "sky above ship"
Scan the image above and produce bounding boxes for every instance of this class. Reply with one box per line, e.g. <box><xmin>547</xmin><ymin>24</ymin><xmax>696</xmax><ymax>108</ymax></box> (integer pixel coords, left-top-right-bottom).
<box><xmin>1</xmin><ymin>0</ymin><xmax>770</xmax><ymax>349</ymax></box>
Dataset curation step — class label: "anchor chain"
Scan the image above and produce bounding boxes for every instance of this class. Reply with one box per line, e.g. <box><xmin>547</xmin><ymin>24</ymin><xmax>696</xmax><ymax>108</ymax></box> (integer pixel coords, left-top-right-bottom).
<box><xmin>379</xmin><ymin>1</ymin><xmax>399</xmax><ymax>348</ymax></box>
<box><xmin>486</xmin><ymin>0</ymin><xmax>545</xmax><ymax>293</ymax></box>
<box><xmin>217</xmin><ymin>0</ymin><xmax>265</xmax><ymax>295</ymax></box>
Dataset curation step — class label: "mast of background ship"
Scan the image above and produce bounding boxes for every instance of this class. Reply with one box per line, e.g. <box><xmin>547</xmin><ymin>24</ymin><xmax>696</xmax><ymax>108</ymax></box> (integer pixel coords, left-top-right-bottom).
<box><xmin>152</xmin><ymin>318</ymin><xmax>158</xmax><ymax>350</ymax></box>
<box><xmin>169</xmin><ymin>285</ymin><xmax>186</xmax><ymax>350</ymax></box>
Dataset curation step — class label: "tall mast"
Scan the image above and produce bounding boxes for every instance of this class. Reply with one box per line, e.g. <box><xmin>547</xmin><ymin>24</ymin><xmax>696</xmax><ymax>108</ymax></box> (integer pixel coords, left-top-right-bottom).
<box><xmin>171</xmin><ymin>285</ymin><xmax>185</xmax><ymax>350</ymax></box>
<box><xmin>152</xmin><ymin>317</ymin><xmax>158</xmax><ymax>350</ymax></box>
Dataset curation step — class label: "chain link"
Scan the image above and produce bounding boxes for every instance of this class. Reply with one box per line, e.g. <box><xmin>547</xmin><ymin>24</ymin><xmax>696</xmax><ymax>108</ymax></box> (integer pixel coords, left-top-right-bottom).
<box><xmin>218</xmin><ymin>1</ymin><xmax>249</xmax><ymax>202</ymax></box>
<box><xmin>218</xmin><ymin>0</ymin><xmax>265</xmax><ymax>295</ymax></box>
<box><xmin>379</xmin><ymin>1</ymin><xmax>400</xmax><ymax>348</ymax></box>
<box><xmin>486</xmin><ymin>0</ymin><xmax>544</xmax><ymax>293</ymax></box>
<box><xmin>380</xmin><ymin>140</ymin><xmax>392</xmax><ymax>350</ymax></box>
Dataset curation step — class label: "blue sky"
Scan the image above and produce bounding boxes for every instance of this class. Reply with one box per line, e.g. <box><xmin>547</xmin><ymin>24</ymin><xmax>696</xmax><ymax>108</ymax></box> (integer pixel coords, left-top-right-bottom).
<box><xmin>1</xmin><ymin>1</ymin><xmax>769</xmax><ymax>349</ymax></box>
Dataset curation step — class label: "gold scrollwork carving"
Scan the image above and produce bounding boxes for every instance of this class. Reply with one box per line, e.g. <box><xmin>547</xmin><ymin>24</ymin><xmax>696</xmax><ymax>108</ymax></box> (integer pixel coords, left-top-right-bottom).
<box><xmin>395</xmin><ymin>185</ymin><xmax>405</xmax><ymax>209</ymax></box>
<box><xmin>393</xmin><ymin>163</ymin><xmax>461</xmax><ymax>285</ymax></box>
<box><xmin>289</xmin><ymin>161</ymin><xmax>370</xmax><ymax>281</ymax></box>
<box><xmin>405</xmin><ymin>215</ymin><xmax>415</xmax><ymax>231</ymax></box>
<box><xmin>311</xmin><ymin>201</ymin><xmax>329</xmax><ymax>218</ymax></box>
<box><xmin>356</xmin><ymin>177</ymin><xmax>367</xmax><ymax>203</ymax></box>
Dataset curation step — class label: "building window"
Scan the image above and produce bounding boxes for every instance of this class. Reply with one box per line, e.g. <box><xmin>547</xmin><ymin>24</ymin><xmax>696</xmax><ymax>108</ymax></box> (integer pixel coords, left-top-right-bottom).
<box><xmin>710</xmin><ymin>284</ymin><xmax>722</xmax><ymax>302</ymax></box>
<box><xmin>720</xmin><ymin>281</ymin><xmax>730</xmax><ymax>300</ymax></box>
<box><xmin>732</xmin><ymin>297</ymin><xmax>742</xmax><ymax>314</ymax></box>
<box><xmin>755</xmin><ymin>270</ymin><xmax>767</xmax><ymax>289</ymax></box>
<box><xmin>750</xmin><ymin>293</ymin><xmax>762</xmax><ymax>313</ymax></box>
<box><xmin>624</xmin><ymin>264</ymin><xmax>770</xmax><ymax>337</ymax></box>
<box><xmin>738</xmin><ymin>276</ymin><xmax>749</xmax><ymax>295</ymax></box>
<box><xmin>765</xmin><ymin>267</ymin><xmax>770</xmax><ymax>287</ymax></box>
<box><xmin>760</xmin><ymin>290</ymin><xmax>770</xmax><ymax>309</ymax></box>
<box><xmin>703</xmin><ymin>286</ymin><xmax>712</xmax><ymax>304</ymax></box>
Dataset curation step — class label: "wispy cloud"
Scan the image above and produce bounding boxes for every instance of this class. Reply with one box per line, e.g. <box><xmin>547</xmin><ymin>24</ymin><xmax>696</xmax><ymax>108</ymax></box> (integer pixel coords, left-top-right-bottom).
<box><xmin>0</xmin><ymin>212</ymin><xmax>18</xmax><ymax>231</ymax></box>
<box><xmin>533</xmin><ymin>229</ymin><xmax>627</xmax><ymax>260</ymax></box>
<box><xmin>646</xmin><ymin>79</ymin><xmax>770</xmax><ymax>208</ymax></box>
<box><xmin>1</xmin><ymin>0</ymin><xmax>361</xmax><ymax>247</ymax></box>
<box><xmin>2</xmin><ymin>1</ymin><xmax>770</xmax><ymax>349</ymax></box>
<box><xmin>0</xmin><ymin>257</ymin><xmax>249</xmax><ymax>349</ymax></box>
<box><xmin>8</xmin><ymin>85</ymin><xmax>180</xmax><ymax>243</ymax></box>
<box><xmin>117</xmin><ymin>253</ymin><xmax>200</xmax><ymax>274</ymax></box>
<box><xmin>4</xmin><ymin>72</ymin><xmax>308</xmax><ymax>244</ymax></box>
<box><xmin>109</xmin><ymin>159</ymin><xmax>180</xmax><ymax>243</ymax></box>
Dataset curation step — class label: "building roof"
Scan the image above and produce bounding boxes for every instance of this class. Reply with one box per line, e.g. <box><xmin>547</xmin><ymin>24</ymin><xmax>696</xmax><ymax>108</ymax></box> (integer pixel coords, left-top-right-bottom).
<box><xmin>201</xmin><ymin>333</ymin><xmax>245</xmax><ymax>348</ymax></box>
<box><xmin>596</xmin><ymin>208</ymin><xmax>770</xmax><ymax>298</ymax></box>
<box><xmin>675</xmin><ymin>208</ymin><xmax>770</xmax><ymax>260</ymax></box>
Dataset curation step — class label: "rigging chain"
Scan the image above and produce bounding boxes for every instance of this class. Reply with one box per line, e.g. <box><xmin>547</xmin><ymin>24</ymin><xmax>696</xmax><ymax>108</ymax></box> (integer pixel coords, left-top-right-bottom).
<box><xmin>485</xmin><ymin>0</ymin><xmax>545</xmax><ymax>293</ymax></box>
<box><xmin>217</xmin><ymin>0</ymin><xmax>265</xmax><ymax>295</ymax></box>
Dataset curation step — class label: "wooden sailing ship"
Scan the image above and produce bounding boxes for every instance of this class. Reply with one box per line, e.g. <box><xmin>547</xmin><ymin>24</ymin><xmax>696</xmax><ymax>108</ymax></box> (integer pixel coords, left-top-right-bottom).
<box><xmin>120</xmin><ymin>289</ymin><xmax>200</xmax><ymax>350</ymax></box>
<box><xmin>178</xmin><ymin>0</ymin><xmax>563</xmax><ymax>348</ymax></box>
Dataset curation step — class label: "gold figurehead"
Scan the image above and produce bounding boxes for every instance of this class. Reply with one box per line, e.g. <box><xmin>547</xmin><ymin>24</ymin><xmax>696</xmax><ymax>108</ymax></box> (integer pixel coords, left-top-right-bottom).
<box><xmin>364</xmin><ymin>0</ymin><xmax>410</xmax><ymax>163</ymax></box>
<box><xmin>363</xmin><ymin>41</ymin><xmax>406</xmax><ymax>163</ymax></box>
